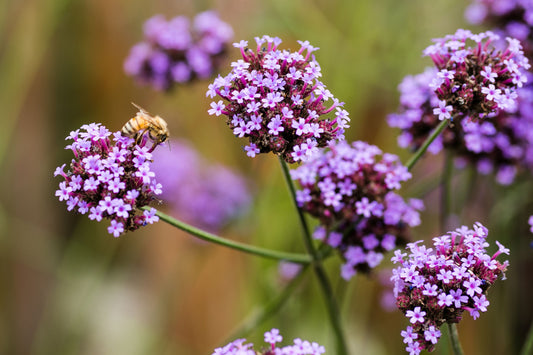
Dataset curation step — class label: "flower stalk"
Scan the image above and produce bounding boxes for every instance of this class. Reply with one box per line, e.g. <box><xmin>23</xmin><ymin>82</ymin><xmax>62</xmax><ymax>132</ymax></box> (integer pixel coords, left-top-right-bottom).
<box><xmin>442</xmin><ymin>152</ymin><xmax>464</xmax><ymax>355</ymax></box>
<box><xmin>279</xmin><ymin>158</ymin><xmax>349</xmax><ymax>355</ymax></box>
<box><xmin>447</xmin><ymin>323</ymin><xmax>465</xmax><ymax>355</ymax></box>
<box><xmin>406</xmin><ymin>119</ymin><xmax>448</xmax><ymax>171</ymax></box>
<box><xmin>521</xmin><ymin>318</ymin><xmax>533</xmax><ymax>355</ymax></box>
<box><xmin>149</xmin><ymin>207</ymin><xmax>313</xmax><ymax>264</ymax></box>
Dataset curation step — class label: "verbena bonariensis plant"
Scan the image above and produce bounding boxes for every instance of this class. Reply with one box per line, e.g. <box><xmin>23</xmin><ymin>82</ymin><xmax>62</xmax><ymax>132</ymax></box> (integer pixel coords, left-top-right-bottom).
<box><xmin>54</xmin><ymin>123</ymin><xmax>161</xmax><ymax>237</ymax></box>
<box><xmin>206</xmin><ymin>35</ymin><xmax>350</xmax><ymax>163</ymax></box>
<box><xmin>124</xmin><ymin>11</ymin><xmax>233</xmax><ymax>91</ymax></box>
<box><xmin>391</xmin><ymin>223</ymin><xmax>509</xmax><ymax>354</ymax></box>
<box><xmin>212</xmin><ymin>328</ymin><xmax>325</xmax><ymax>355</ymax></box>
<box><xmin>291</xmin><ymin>140</ymin><xmax>423</xmax><ymax>280</ymax></box>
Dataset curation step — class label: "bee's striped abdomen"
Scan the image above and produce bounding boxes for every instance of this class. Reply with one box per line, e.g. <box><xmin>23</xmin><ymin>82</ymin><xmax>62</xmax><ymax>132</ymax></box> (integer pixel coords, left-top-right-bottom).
<box><xmin>121</xmin><ymin>115</ymin><xmax>147</xmax><ymax>138</ymax></box>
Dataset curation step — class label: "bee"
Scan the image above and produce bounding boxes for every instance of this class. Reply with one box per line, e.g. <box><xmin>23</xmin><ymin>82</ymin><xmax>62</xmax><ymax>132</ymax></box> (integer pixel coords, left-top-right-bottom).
<box><xmin>122</xmin><ymin>103</ymin><xmax>170</xmax><ymax>148</ymax></box>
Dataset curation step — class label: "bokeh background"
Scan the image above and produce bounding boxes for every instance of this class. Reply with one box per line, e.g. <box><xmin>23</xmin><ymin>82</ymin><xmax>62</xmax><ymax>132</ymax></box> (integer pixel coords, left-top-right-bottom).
<box><xmin>1</xmin><ymin>0</ymin><xmax>532</xmax><ymax>354</ymax></box>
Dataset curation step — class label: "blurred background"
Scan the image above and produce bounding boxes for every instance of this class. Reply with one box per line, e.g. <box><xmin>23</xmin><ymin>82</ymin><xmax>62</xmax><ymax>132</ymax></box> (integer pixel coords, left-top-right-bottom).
<box><xmin>1</xmin><ymin>0</ymin><xmax>532</xmax><ymax>354</ymax></box>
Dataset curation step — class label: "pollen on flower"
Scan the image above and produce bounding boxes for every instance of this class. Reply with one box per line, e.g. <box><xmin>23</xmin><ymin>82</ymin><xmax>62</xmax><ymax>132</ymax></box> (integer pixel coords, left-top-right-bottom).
<box><xmin>291</xmin><ymin>140</ymin><xmax>423</xmax><ymax>280</ymax></box>
<box><xmin>391</xmin><ymin>222</ymin><xmax>509</xmax><ymax>354</ymax></box>
<box><xmin>124</xmin><ymin>11</ymin><xmax>233</xmax><ymax>91</ymax></box>
<box><xmin>207</xmin><ymin>35</ymin><xmax>349</xmax><ymax>163</ymax></box>
<box><xmin>54</xmin><ymin>123</ymin><xmax>163</xmax><ymax>237</ymax></box>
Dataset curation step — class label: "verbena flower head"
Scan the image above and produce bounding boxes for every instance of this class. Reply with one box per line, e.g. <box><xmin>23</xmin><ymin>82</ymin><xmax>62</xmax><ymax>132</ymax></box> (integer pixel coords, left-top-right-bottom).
<box><xmin>388</xmin><ymin>68</ymin><xmax>533</xmax><ymax>185</ymax></box>
<box><xmin>124</xmin><ymin>11</ymin><xmax>233</xmax><ymax>91</ymax></box>
<box><xmin>465</xmin><ymin>0</ymin><xmax>533</xmax><ymax>57</ymax></box>
<box><xmin>212</xmin><ymin>328</ymin><xmax>325</xmax><ymax>355</ymax></box>
<box><xmin>151</xmin><ymin>139</ymin><xmax>251</xmax><ymax>232</ymax></box>
<box><xmin>391</xmin><ymin>222</ymin><xmax>509</xmax><ymax>354</ymax></box>
<box><xmin>206</xmin><ymin>35</ymin><xmax>350</xmax><ymax>163</ymax></box>
<box><xmin>423</xmin><ymin>29</ymin><xmax>530</xmax><ymax>121</ymax></box>
<box><xmin>54</xmin><ymin>123</ymin><xmax>162</xmax><ymax>237</ymax></box>
<box><xmin>291</xmin><ymin>140</ymin><xmax>423</xmax><ymax>280</ymax></box>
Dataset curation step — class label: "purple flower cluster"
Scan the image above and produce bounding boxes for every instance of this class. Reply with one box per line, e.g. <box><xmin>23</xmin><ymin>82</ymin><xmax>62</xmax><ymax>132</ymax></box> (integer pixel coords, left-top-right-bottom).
<box><xmin>465</xmin><ymin>0</ymin><xmax>533</xmax><ymax>56</ymax></box>
<box><xmin>206</xmin><ymin>35</ymin><xmax>350</xmax><ymax>163</ymax></box>
<box><xmin>291</xmin><ymin>140</ymin><xmax>423</xmax><ymax>280</ymax></box>
<box><xmin>54</xmin><ymin>123</ymin><xmax>162</xmax><ymax>237</ymax></box>
<box><xmin>423</xmin><ymin>29</ymin><xmax>529</xmax><ymax>121</ymax></box>
<box><xmin>124</xmin><ymin>11</ymin><xmax>233</xmax><ymax>91</ymax></box>
<box><xmin>212</xmin><ymin>328</ymin><xmax>325</xmax><ymax>355</ymax></box>
<box><xmin>391</xmin><ymin>223</ymin><xmax>509</xmax><ymax>354</ymax></box>
<box><xmin>151</xmin><ymin>139</ymin><xmax>251</xmax><ymax>232</ymax></box>
<box><xmin>388</xmin><ymin>67</ymin><xmax>533</xmax><ymax>184</ymax></box>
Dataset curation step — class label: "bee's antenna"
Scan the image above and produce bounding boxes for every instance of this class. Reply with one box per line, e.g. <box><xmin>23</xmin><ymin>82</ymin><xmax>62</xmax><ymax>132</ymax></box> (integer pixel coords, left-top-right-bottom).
<box><xmin>131</xmin><ymin>102</ymin><xmax>145</xmax><ymax>113</ymax></box>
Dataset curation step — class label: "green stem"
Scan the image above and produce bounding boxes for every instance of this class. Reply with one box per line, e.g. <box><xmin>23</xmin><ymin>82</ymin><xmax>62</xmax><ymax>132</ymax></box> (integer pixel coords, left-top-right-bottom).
<box><xmin>279</xmin><ymin>158</ymin><xmax>349</xmax><ymax>355</ymax></box>
<box><xmin>440</xmin><ymin>151</ymin><xmax>464</xmax><ymax>355</ymax></box>
<box><xmin>148</xmin><ymin>207</ymin><xmax>312</xmax><ymax>264</ymax></box>
<box><xmin>406</xmin><ymin>119</ymin><xmax>449</xmax><ymax>171</ymax></box>
<box><xmin>447</xmin><ymin>323</ymin><xmax>465</xmax><ymax>355</ymax></box>
<box><xmin>520</xmin><ymin>318</ymin><xmax>533</xmax><ymax>355</ymax></box>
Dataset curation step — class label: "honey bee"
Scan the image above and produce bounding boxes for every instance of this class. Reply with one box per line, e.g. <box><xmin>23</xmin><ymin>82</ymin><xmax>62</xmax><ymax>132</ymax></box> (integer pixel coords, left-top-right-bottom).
<box><xmin>122</xmin><ymin>103</ymin><xmax>170</xmax><ymax>148</ymax></box>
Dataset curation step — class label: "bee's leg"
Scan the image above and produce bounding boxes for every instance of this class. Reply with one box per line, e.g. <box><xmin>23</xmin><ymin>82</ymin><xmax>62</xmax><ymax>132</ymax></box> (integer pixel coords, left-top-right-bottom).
<box><xmin>134</xmin><ymin>129</ymin><xmax>149</xmax><ymax>146</ymax></box>
<box><xmin>134</xmin><ymin>134</ymin><xmax>142</xmax><ymax>145</ymax></box>
<box><xmin>148</xmin><ymin>139</ymin><xmax>161</xmax><ymax>153</ymax></box>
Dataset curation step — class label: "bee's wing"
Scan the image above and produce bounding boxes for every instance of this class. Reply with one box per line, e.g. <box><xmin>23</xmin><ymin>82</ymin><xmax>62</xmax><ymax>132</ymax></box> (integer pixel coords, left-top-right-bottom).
<box><xmin>150</xmin><ymin>115</ymin><xmax>169</xmax><ymax>131</ymax></box>
<box><xmin>145</xmin><ymin>114</ymin><xmax>164</xmax><ymax>129</ymax></box>
<box><xmin>131</xmin><ymin>102</ymin><xmax>167</xmax><ymax>131</ymax></box>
